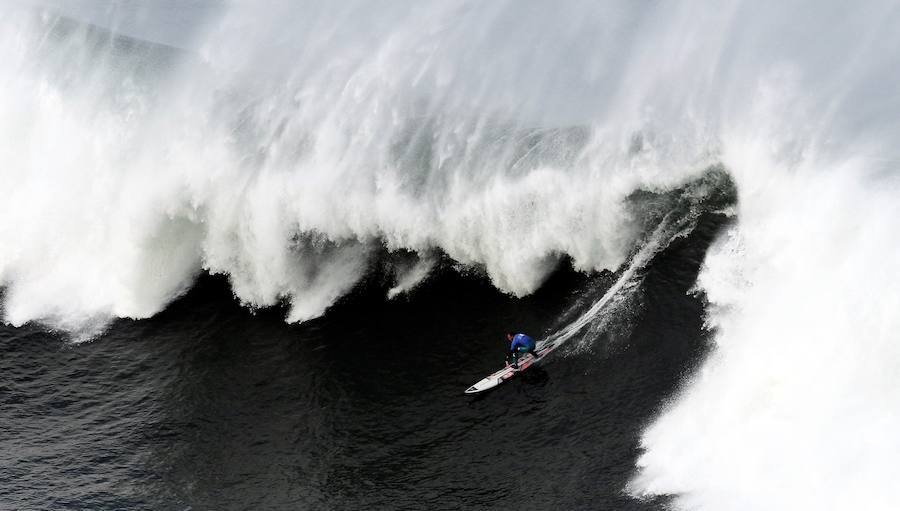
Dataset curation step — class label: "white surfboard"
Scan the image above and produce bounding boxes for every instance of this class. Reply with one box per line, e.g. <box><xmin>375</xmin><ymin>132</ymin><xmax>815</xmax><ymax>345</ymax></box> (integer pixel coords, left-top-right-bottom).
<box><xmin>464</xmin><ymin>339</ymin><xmax>562</xmax><ymax>394</ymax></box>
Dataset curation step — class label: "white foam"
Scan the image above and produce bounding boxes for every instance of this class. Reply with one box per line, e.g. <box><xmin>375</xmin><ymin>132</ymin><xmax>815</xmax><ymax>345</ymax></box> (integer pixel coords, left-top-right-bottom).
<box><xmin>387</xmin><ymin>255</ymin><xmax>435</xmax><ymax>299</ymax></box>
<box><xmin>1</xmin><ymin>2</ymin><xmax>713</xmax><ymax>331</ymax></box>
<box><xmin>633</xmin><ymin>158</ymin><xmax>900</xmax><ymax>511</ymax></box>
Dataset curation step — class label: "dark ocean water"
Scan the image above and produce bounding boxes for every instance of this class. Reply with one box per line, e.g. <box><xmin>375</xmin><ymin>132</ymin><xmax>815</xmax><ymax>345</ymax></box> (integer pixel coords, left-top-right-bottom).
<box><xmin>0</xmin><ymin>212</ymin><xmax>727</xmax><ymax>510</ymax></box>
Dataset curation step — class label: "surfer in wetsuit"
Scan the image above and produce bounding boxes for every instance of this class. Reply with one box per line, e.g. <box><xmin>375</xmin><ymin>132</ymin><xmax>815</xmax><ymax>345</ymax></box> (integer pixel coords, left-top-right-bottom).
<box><xmin>506</xmin><ymin>332</ymin><xmax>538</xmax><ymax>369</ymax></box>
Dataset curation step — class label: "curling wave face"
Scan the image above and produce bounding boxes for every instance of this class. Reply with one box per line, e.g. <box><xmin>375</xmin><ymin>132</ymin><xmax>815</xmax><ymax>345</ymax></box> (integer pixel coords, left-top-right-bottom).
<box><xmin>2</xmin><ymin>1</ymin><xmax>900</xmax><ymax>509</ymax></box>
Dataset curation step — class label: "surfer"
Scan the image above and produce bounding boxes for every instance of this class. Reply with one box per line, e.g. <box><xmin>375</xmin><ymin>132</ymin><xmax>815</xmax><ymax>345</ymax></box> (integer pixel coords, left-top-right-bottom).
<box><xmin>465</xmin><ymin>332</ymin><xmax>551</xmax><ymax>394</ymax></box>
<box><xmin>506</xmin><ymin>332</ymin><xmax>538</xmax><ymax>369</ymax></box>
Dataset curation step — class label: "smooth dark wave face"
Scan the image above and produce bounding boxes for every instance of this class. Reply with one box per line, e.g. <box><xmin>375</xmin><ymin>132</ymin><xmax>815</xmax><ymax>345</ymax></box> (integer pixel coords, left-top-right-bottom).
<box><xmin>0</xmin><ymin>209</ymin><xmax>728</xmax><ymax>510</ymax></box>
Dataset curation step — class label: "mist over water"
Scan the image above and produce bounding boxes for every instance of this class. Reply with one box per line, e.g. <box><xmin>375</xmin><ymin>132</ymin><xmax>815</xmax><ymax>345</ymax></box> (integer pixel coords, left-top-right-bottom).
<box><xmin>2</xmin><ymin>1</ymin><xmax>900</xmax><ymax>509</ymax></box>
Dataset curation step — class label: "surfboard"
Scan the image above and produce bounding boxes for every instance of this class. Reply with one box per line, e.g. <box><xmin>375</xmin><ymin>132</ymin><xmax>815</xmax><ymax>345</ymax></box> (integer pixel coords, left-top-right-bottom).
<box><xmin>464</xmin><ymin>338</ymin><xmax>562</xmax><ymax>394</ymax></box>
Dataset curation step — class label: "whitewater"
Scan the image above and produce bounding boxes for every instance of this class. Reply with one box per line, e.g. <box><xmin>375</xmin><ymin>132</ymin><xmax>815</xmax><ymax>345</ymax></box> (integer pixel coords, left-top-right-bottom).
<box><xmin>2</xmin><ymin>1</ymin><xmax>900</xmax><ymax>509</ymax></box>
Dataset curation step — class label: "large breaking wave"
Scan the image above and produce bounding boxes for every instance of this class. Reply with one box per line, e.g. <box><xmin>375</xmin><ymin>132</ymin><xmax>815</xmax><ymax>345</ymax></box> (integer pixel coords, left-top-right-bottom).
<box><xmin>2</xmin><ymin>1</ymin><xmax>900</xmax><ymax>509</ymax></box>
<box><xmin>1</xmin><ymin>2</ymin><xmax>715</xmax><ymax>332</ymax></box>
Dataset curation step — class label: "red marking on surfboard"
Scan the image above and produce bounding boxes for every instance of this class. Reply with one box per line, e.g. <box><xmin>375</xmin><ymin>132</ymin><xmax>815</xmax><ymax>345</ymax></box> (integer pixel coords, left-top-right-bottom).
<box><xmin>465</xmin><ymin>340</ymin><xmax>560</xmax><ymax>394</ymax></box>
